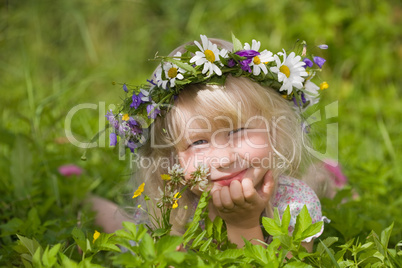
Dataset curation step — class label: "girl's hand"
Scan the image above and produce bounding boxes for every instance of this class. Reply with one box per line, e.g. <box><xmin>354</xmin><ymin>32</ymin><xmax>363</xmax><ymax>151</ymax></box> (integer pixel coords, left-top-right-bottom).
<box><xmin>211</xmin><ymin>170</ymin><xmax>275</xmax><ymax>229</ymax></box>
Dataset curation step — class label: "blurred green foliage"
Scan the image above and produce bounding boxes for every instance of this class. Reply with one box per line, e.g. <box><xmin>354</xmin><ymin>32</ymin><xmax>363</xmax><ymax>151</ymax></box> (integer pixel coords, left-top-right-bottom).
<box><xmin>0</xmin><ymin>0</ymin><xmax>401</xmax><ymax>266</ymax></box>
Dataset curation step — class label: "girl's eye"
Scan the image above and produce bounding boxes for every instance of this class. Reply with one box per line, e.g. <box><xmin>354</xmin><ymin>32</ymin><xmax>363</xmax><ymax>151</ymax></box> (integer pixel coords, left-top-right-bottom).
<box><xmin>229</xmin><ymin>128</ymin><xmax>244</xmax><ymax>135</ymax></box>
<box><xmin>191</xmin><ymin>140</ymin><xmax>208</xmax><ymax>146</ymax></box>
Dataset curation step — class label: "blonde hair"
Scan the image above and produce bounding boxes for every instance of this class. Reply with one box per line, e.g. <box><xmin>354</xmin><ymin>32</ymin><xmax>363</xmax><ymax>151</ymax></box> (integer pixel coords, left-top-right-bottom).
<box><xmin>134</xmin><ymin>39</ymin><xmax>310</xmax><ymax>234</ymax></box>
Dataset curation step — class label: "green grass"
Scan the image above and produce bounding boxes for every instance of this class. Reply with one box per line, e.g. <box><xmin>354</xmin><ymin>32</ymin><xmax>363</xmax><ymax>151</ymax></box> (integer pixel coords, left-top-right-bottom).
<box><xmin>0</xmin><ymin>0</ymin><xmax>401</xmax><ymax>266</ymax></box>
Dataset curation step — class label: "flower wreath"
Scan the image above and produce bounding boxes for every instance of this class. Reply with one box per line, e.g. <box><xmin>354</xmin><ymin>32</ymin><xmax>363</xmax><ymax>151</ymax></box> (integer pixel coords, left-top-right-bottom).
<box><xmin>106</xmin><ymin>34</ymin><xmax>328</xmax><ymax>152</ymax></box>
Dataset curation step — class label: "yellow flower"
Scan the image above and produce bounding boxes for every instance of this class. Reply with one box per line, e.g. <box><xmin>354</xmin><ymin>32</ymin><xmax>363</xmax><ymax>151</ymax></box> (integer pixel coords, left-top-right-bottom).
<box><xmin>174</xmin><ymin>192</ymin><xmax>182</xmax><ymax>199</ymax></box>
<box><xmin>93</xmin><ymin>230</ymin><xmax>100</xmax><ymax>243</ymax></box>
<box><xmin>132</xmin><ymin>183</ymin><xmax>145</xmax><ymax>199</ymax></box>
<box><xmin>122</xmin><ymin>113</ymin><xmax>130</xmax><ymax>121</ymax></box>
<box><xmin>160</xmin><ymin>174</ymin><xmax>171</xmax><ymax>181</ymax></box>
<box><xmin>320</xmin><ymin>81</ymin><xmax>329</xmax><ymax>90</ymax></box>
<box><xmin>172</xmin><ymin>200</ymin><xmax>178</xmax><ymax>209</ymax></box>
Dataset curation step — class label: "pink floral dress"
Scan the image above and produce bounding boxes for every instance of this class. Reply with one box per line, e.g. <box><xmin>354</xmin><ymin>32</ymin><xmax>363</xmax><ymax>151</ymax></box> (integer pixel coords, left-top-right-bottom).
<box><xmin>272</xmin><ymin>175</ymin><xmax>329</xmax><ymax>242</ymax></box>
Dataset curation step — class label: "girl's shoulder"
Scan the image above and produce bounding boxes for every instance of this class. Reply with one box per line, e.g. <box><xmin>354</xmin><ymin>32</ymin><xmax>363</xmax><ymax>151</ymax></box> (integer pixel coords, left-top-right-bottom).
<box><xmin>273</xmin><ymin>175</ymin><xmax>320</xmax><ymax>209</ymax></box>
<box><xmin>272</xmin><ymin>175</ymin><xmax>327</xmax><ymax>241</ymax></box>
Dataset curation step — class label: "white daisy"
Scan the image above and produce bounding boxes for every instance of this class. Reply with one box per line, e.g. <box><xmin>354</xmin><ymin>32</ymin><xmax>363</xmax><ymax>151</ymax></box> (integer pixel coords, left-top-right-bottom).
<box><xmin>155</xmin><ymin>52</ymin><xmax>185</xmax><ymax>89</ymax></box>
<box><xmin>270</xmin><ymin>49</ymin><xmax>308</xmax><ymax>95</ymax></box>
<box><xmin>190</xmin><ymin>35</ymin><xmax>225</xmax><ymax>77</ymax></box>
<box><xmin>244</xmin><ymin>40</ymin><xmax>274</xmax><ymax>76</ymax></box>
<box><xmin>303</xmin><ymin>79</ymin><xmax>320</xmax><ymax>108</ymax></box>
<box><xmin>304</xmin><ymin>80</ymin><xmax>320</xmax><ymax>96</ymax></box>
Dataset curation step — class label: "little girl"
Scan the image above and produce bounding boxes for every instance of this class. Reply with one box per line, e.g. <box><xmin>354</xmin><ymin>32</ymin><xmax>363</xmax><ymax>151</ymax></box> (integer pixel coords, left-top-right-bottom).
<box><xmin>102</xmin><ymin>35</ymin><xmax>329</xmax><ymax>250</ymax></box>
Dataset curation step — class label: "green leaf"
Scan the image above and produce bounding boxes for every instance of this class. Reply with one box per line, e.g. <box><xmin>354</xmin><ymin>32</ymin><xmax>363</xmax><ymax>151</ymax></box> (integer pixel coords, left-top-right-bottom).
<box><xmin>262</xmin><ymin>217</ymin><xmax>284</xmax><ymax>236</ymax></box>
<box><xmin>71</xmin><ymin>227</ymin><xmax>87</xmax><ymax>253</ymax></box>
<box><xmin>168</xmin><ymin>58</ymin><xmax>197</xmax><ymax>76</ymax></box>
<box><xmin>155</xmin><ymin>235</ymin><xmax>182</xmax><ymax>255</ymax></box>
<box><xmin>216</xmin><ymin>248</ymin><xmax>244</xmax><ymax>260</ymax></box>
<box><xmin>273</xmin><ymin>207</ymin><xmax>282</xmax><ymax>227</ymax></box>
<box><xmin>138</xmin><ymin>233</ymin><xmax>156</xmax><ymax>261</ymax></box>
<box><xmin>199</xmin><ymin>237</ymin><xmax>213</xmax><ymax>252</ymax></box>
<box><xmin>293</xmin><ymin>205</ymin><xmax>312</xmax><ymax>240</ymax></box>
<box><xmin>191</xmin><ymin>230</ymin><xmax>207</xmax><ymax>249</ymax></box>
<box><xmin>205</xmin><ymin>216</ymin><xmax>213</xmax><ymax>237</ymax></box>
<box><xmin>319</xmin><ymin>240</ymin><xmax>340</xmax><ymax>268</ymax></box>
<box><xmin>213</xmin><ymin>216</ymin><xmax>224</xmax><ymax>242</ymax></box>
<box><xmin>111</xmin><ymin>252</ymin><xmax>143</xmax><ymax>267</ymax></box>
<box><xmin>281</xmin><ymin>205</ymin><xmax>291</xmax><ymax>233</ymax></box>
<box><xmin>164</xmin><ymin>251</ymin><xmax>186</xmax><ymax>264</ymax></box>
<box><xmin>59</xmin><ymin>252</ymin><xmax>78</xmax><ymax>268</ymax></box>
<box><xmin>95</xmin><ymin>233</ymin><xmax>121</xmax><ymax>253</ymax></box>
<box><xmin>277</xmin><ymin>235</ymin><xmax>293</xmax><ymax>250</ymax></box>
<box><xmin>283</xmin><ymin>261</ymin><xmax>313</xmax><ymax>267</ymax></box>
<box><xmin>243</xmin><ymin>239</ymin><xmax>268</xmax><ymax>265</ymax></box>
<box><xmin>184</xmin><ymin>44</ymin><xmax>199</xmax><ymax>54</ymax></box>
<box><xmin>152</xmin><ymin>228</ymin><xmax>169</xmax><ymax>237</ymax></box>
<box><xmin>42</xmin><ymin>244</ymin><xmax>60</xmax><ymax>267</ymax></box>
<box><xmin>300</xmin><ymin>221</ymin><xmax>323</xmax><ymax>241</ymax></box>
<box><xmin>231</xmin><ymin>33</ymin><xmax>243</xmax><ymax>52</ymax></box>
<box><xmin>380</xmin><ymin>222</ymin><xmax>394</xmax><ymax>249</ymax></box>
<box><xmin>16</xmin><ymin>235</ymin><xmax>42</xmax><ymax>257</ymax></box>
<box><xmin>32</xmin><ymin>247</ymin><xmax>43</xmax><ymax>268</ymax></box>
<box><xmin>317</xmin><ymin>237</ymin><xmax>338</xmax><ymax>255</ymax></box>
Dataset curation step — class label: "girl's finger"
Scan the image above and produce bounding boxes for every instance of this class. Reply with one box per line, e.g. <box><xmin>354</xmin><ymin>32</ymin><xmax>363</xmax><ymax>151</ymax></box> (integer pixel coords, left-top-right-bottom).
<box><xmin>229</xmin><ymin>180</ymin><xmax>245</xmax><ymax>205</ymax></box>
<box><xmin>212</xmin><ymin>189</ymin><xmax>223</xmax><ymax>209</ymax></box>
<box><xmin>259</xmin><ymin>170</ymin><xmax>275</xmax><ymax>202</ymax></box>
<box><xmin>242</xmin><ymin>178</ymin><xmax>258</xmax><ymax>202</ymax></box>
<box><xmin>219</xmin><ymin>186</ymin><xmax>235</xmax><ymax>209</ymax></box>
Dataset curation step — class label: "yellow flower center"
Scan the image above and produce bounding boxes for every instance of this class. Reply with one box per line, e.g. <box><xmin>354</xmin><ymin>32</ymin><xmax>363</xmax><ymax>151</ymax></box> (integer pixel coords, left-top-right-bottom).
<box><xmin>320</xmin><ymin>81</ymin><xmax>329</xmax><ymax>90</ymax></box>
<box><xmin>279</xmin><ymin>65</ymin><xmax>290</xmax><ymax>78</ymax></box>
<box><xmin>167</xmin><ymin>67</ymin><xmax>178</xmax><ymax>79</ymax></box>
<box><xmin>253</xmin><ymin>56</ymin><xmax>261</xmax><ymax>65</ymax></box>
<box><xmin>122</xmin><ymin>113</ymin><xmax>130</xmax><ymax>121</ymax></box>
<box><xmin>204</xmin><ymin>49</ymin><xmax>215</xmax><ymax>62</ymax></box>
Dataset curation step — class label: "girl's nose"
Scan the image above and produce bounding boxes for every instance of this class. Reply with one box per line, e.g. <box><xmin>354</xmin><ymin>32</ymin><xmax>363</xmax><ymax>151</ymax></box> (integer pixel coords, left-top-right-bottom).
<box><xmin>209</xmin><ymin>145</ymin><xmax>236</xmax><ymax>169</ymax></box>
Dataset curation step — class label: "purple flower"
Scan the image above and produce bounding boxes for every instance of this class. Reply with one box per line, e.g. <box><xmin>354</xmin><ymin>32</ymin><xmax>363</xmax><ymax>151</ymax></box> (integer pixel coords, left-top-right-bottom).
<box><xmin>239</xmin><ymin>59</ymin><xmax>252</xmax><ymax>72</ymax></box>
<box><xmin>110</xmin><ymin>133</ymin><xmax>117</xmax><ymax>146</ymax></box>
<box><xmin>127</xmin><ymin>140</ymin><xmax>138</xmax><ymax>153</ymax></box>
<box><xmin>235</xmin><ymin>50</ymin><xmax>261</xmax><ymax>73</ymax></box>
<box><xmin>131</xmin><ymin>126</ymin><xmax>142</xmax><ymax>136</ymax></box>
<box><xmin>123</xmin><ymin>84</ymin><xmax>128</xmax><ymax>92</ymax></box>
<box><xmin>235</xmin><ymin>50</ymin><xmax>260</xmax><ymax>58</ymax></box>
<box><xmin>131</xmin><ymin>92</ymin><xmax>144</xmax><ymax>109</ymax></box>
<box><xmin>147</xmin><ymin>104</ymin><xmax>160</xmax><ymax>119</ymax></box>
<box><xmin>128</xmin><ymin>118</ymin><xmax>138</xmax><ymax>126</ymax></box>
<box><xmin>105</xmin><ymin>110</ymin><xmax>119</xmax><ymax>129</ymax></box>
<box><xmin>58</xmin><ymin>164</ymin><xmax>83</xmax><ymax>177</ymax></box>
<box><xmin>303</xmin><ymin>58</ymin><xmax>313</xmax><ymax>68</ymax></box>
<box><xmin>313</xmin><ymin>56</ymin><xmax>326</xmax><ymax>68</ymax></box>
<box><xmin>292</xmin><ymin>93</ymin><xmax>307</xmax><ymax>108</ymax></box>
<box><xmin>318</xmin><ymin>44</ymin><xmax>328</xmax><ymax>49</ymax></box>
<box><xmin>227</xmin><ymin>59</ymin><xmax>236</xmax><ymax>67</ymax></box>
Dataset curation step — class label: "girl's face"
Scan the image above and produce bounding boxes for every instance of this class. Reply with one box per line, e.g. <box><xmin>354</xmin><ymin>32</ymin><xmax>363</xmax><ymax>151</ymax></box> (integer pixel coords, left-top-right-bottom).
<box><xmin>177</xmin><ymin>112</ymin><xmax>274</xmax><ymax>196</ymax></box>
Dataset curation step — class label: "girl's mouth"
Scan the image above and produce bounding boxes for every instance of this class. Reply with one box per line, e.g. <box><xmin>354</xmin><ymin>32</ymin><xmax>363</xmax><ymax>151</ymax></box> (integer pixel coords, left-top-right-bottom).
<box><xmin>213</xmin><ymin>169</ymin><xmax>248</xmax><ymax>187</ymax></box>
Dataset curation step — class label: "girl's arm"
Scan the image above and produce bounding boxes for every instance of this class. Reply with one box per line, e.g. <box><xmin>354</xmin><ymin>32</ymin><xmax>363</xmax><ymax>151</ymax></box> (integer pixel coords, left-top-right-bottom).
<box><xmin>87</xmin><ymin>196</ymin><xmax>132</xmax><ymax>233</ymax></box>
